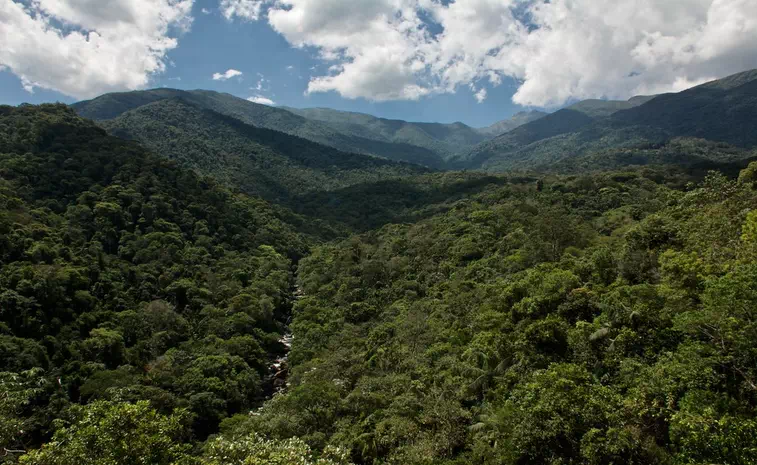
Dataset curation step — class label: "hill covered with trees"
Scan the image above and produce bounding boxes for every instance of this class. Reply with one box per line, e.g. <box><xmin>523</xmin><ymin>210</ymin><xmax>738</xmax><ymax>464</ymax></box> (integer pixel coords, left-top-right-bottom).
<box><xmin>98</xmin><ymin>97</ymin><xmax>427</xmax><ymax>203</ymax></box>
<box><xmin>74</xmin><ymin>89</ymin><xmax>453</xmax><ymax>168</ymax></box>
<box><xmin>282</xmin><ymin>107</ymin><xmax>489</xmax><ymax>161</ymax></box>
<box><xmin>461</xmin><ymin>70</ymin><xmax>757</xmax><ymax>172</ymax></box>
<box><xmin>0</xmin><ymin>103</ymin><xmax>320</xmax><ymax>460</ymax></box>
<box><xmin>3</xmin><ymin>103</ymin><xmax>757</xmax><ymax>465</ymax></box>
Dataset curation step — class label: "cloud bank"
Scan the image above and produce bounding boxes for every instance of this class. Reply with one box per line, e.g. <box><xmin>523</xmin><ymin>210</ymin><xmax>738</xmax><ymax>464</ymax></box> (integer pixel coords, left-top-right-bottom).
<box><xmin>2</xmin><ymin>0</ymin><xmax>756</xmax><ymax>106</ymax></box>
<box><xmin>0</xmin><ymin>0</ymin><xmax>193</xmax><ymax>99</ymax></box>
<box><xmin>262</xmin><ymin>0</ymin><xmax>757</xmax><ymax>106</ymax></box>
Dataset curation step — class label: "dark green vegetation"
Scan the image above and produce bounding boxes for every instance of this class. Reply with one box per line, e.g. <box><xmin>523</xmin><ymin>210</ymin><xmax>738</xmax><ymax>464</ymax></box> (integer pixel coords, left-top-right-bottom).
<box><xmin>5</xmin><ymin>83</ymin><xmax>757</xmax><ymax>465</ymax></box>
<box><xmin>230</xmin><ymin>166</ymin><xmax>757</xmax><ymax>465</ymax></box>
<box><xmin>0</xmin><ymin>104</ymin><xmax>328</xmax><ymax>462</ymax></box>
<box><xmin>456</xmin><ymin>95</ymin><xmax>655</xmax><ymax>169</ymax></box>
<box><xmin>462</xmin><ymin>70</ymin><xmax>757</xmax><ymax>172</ymax></box>
<box><xmin>75</xmin><ymin>70</ymin><xmax>757</xmax><ymax>176</ymax></box>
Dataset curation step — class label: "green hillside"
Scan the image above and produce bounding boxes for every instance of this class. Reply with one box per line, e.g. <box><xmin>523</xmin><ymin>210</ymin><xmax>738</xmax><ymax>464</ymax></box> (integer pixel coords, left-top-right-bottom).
<box><xmin>98</xmin><ymin>97</ymin><xmax>427</xmax><ymax>203</ymax></box>
<box><xmin>457</xmin><ymin>108</ymin><xmax>594</xmax><ymax>168</ymax></box>
<box><xmin>458</xmin><ymin>96</ymin><xmax>657</xmax><ymax>169</ymax></box>
<box><xmin>74</xmin><ymin>90</ymin><xmax>447</xmax><ymax>168</ymax></box>
<box><xmin>565</xmin><ymin>95</ymin><xmax>655</xmax><ymax>118</ymax></box>
<box><xmin>464</xmin><ymin>70</ymin><xmax>757</xmax><ymax>172</ymax></box>
<box><xmin>0</xmin><ymin>103</ymin><xmax>310</xmax><ymax>448</ymax></box>
<box><xmin>283</xmin><ymin>106</ymin><xmax>488</xmax><ymax>161</ymax></box>
<box><xmin>609</xmin><ymin>70</ymin><xmax>757</xmax><ymax>147</ymax></box>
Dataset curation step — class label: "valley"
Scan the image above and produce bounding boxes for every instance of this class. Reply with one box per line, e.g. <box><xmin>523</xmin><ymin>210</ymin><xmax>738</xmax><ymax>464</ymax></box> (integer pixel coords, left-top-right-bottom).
<box><xmin>2</xmin><ymin>69</ymin><xmax>757</xmax><ymax>465</ymax></box>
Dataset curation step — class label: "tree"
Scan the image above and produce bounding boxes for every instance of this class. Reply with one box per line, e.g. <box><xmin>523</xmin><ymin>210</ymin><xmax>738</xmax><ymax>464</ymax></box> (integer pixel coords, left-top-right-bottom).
<box><xmin>19</xmin><ymin>401</ymin><xmax>192</xmax><ymax>465</ymax></box>
<box><xmin>200</xmin><ymin>433</ymin><xmax>353</xmax><ymax>465</ymax></box>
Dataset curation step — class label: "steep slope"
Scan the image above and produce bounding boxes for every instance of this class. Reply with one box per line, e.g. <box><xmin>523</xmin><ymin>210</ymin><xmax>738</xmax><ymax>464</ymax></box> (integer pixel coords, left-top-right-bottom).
<box><xmin>283</xmin><ymin>106</ymin><xmax>488</xmax><ymax>160</ymax></box>
<box><xmin>99</xmin><ymin>98</ymin><xmax>428</xmax><ymax>202</ymax></box>
<box><xmin>464</xmin><ymin>69</ymin><xmax>757</xmax><ymax>172</ymax></box>
<box><xmin>459</xmin><ymin>109</ymin><xmax>594</xmax><ymax>168</ymax></box>
<box><xmin>0</xmin><ymin>103</ymin><xmax>311</xmax><ymax>441</ymax></box>
<box><xmin>459</xmin><ymin>96</ymin><xmax>654</xmax><ymax>168</ymax></box>
<box><xmin>609</xmin><ymin>69</ymin><xmax>757</xmax><ymax>147</ymax></box>
<box><xmin>477</xmin><ymin>110</ymin><xmax>548</xmax><ymax>136</ymax></box>
<box><xmin>74</xmin><ymin>89</ymin><xmax>446</xmax><ymax>168</ymax></box>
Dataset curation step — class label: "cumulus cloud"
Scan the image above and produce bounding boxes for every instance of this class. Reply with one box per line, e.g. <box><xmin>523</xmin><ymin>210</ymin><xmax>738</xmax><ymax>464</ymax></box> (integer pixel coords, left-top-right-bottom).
<box><xmin>0</xmin><ymin>0</ymin><xmax>193</xmax><ymax>99</ymax></box>
<box><xmin>266</xmin><ymin>0</ymin><xmax>435</xmax><ymax>101</ymax></box>
<box><xmin>253</xmin><ymin>0</ymin><xmax>757</xmax><ymax>106</ymax></box>
<box><xmin>213</xmin><ymin>69</ymin><xmax>243</xmax><ymax>80</ymax></box>
<box><xmin>247</xmin><ymin>95</ymin><xmax>275</xmax><ymax>105</ymax></box>
<box><xmin>220</xmin><ymin>0</ymin><xmax>265</xmax><ymax>21</ymax></box>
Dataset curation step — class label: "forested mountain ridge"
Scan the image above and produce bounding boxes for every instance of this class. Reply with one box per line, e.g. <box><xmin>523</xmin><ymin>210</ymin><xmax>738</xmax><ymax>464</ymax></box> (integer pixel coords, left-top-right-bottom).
<box><xmin>456</xmin><ymin>95</ymin><xmax>656</xmax><ymax>168</ymax></box>
<box><xmin>74</xmin><ymin>90</ymin><xmax>548</xmax><ymax>169</ymax></box>
<box><xmin>461</xmin><ymin>69</ymin><xmax>757</xmax><ymax>172</ymax></box>
<box><xmin>282</xmin><ymin>106</ymin><xmax>490</xmax><ymax>160</ymax></box>
<box><xmin>97</xmin><ymin>97</ymin><xmax>427</xmax><ymax>203</ymax></box>
<box><xmin>74</xmin><ymin>89</ymin><xmax>447</xmax><ymax>168</ymax></box>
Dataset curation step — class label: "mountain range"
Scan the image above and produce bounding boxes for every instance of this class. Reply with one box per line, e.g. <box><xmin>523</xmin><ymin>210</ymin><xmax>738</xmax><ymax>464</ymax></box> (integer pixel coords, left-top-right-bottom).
<box><xmin>72</xmin><ymin>69</ymin><xmax>757</xmax><ymax>177</ymax></box>
<box><xmin>73</xmin><ymin>90</ymin><xmax>545</xmax><ymax>169</ymax></box>
<box><xmin>460</xmin><ymin>70</ymin><xmax>757</xmax><ymax>172</ymax></box>
<box><xmin>94</xmin><ymin>97</ymin><xmax>427</xmax><ymax>203</ymax></box>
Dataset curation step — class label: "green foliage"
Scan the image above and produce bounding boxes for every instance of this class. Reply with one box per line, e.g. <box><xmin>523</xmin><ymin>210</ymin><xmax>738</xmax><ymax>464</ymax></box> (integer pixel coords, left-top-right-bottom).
<box><xmin>246</xmin><ymin>166</ymin><xmax>757</xmax><ymax>464</ymax></box>
<box><xmin>201</xmin><ymin>433</ymin><xmax>353</xmax><ymax>465</ymax></box>
<box><xmin>284</xmin><ymin>106</ymin><xmax>487</xmax><ymax>163</ymax></box>
<box><xmin>19</xmin><ymin>401</ymin><xmax>192</xmax><ymax>465</ymax></box>
<box><xmin>0</xmin><ymin>104</ymin><xmax>304</xmax><ymax>445</ymax></box>
<box><xmin>6</xmin><ymin>101</ymin><xmax>757</xmax><ymax>465</ymax></box>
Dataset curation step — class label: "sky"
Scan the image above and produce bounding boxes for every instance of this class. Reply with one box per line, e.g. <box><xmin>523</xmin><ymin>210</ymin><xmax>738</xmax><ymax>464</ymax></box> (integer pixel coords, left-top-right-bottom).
<box><xmin>1</xmin><ymin>0</ymin><xmax>757</xmax><ymax>128</ymax></box>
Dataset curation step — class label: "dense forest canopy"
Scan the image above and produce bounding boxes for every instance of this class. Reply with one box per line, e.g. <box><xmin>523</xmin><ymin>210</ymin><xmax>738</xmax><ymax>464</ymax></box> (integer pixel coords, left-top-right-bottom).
<box><xmin>2</xmin><ymin>98</ymin><xmax>757</xmax><ymax>465</ymax></box>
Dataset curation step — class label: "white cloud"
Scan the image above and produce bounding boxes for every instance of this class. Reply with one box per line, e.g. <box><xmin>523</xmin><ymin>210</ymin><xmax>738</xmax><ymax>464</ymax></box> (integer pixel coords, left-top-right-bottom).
<box><xmin>267</xmin><ymin>0</ymin><xmax>433</xmax><ymax>101</ymax></box>
<box><xmin>253</xmin><ymin>0</ymin><xmax>757</xmax><ymax>107</ymax></box>
<box><xmin>220</xmin><ymin>0</ymin><xmax>265</xmax><ymax>21</ymax></box>
<box><xmin>213</xmin><ymin>68</ymin><xmax>243</xmax><ymax>80</ymax></box>
<box><xmin>247</xmin><ymin>95</ymin><xmax>275</xmax><ymax>105</ymax></box>
<box><xmin>0</xmin><ymin>0</ymin><xmax>194</xmax><ymax>99</ymax></box>
<box><xmin>474</xmin><ymin>87</ymin><xmax>487</xmax><ymax>104</ymax></box>
<box><xmin>201</xmin><ymin>7</ymin><xmax>211</xmax><ymax>14</ymax></box>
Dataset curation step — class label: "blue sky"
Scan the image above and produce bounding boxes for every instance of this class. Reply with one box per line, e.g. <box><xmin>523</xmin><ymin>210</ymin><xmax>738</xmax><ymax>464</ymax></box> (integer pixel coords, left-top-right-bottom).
<box><xmin>0</xmin><ymin>0</ymin><xmax>524</xmax><ymax>128</ymax></box>
<box><xmin>1</xmin><ymin>0</ymin><xmax>755</xmax><ymax>128</ymax></box>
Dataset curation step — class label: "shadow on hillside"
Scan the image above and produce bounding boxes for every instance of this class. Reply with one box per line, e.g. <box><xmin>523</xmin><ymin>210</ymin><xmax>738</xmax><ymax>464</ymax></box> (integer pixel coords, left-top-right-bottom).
<box><xmin>290</xmin><ymin>173</ymin><xmax>533</xmax><ymax>233</ymax></box>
